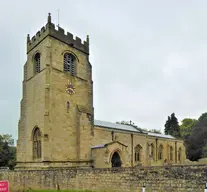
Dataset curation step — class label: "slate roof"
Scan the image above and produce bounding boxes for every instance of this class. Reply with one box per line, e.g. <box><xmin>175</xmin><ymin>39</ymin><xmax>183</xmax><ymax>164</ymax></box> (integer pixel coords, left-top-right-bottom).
<box><xmin>91</xmin><ymin>144</ymin><xmax>105</xmax><ymax>149</ymax></box>
<box><xmin>94</xmin><ymin>119</ymin><xmax>141</xmax><ymax>133</ymax></box>
<box><xmin>147</xmin><ymin>132</ymin><xmax>175</xmax><ymax>139</ymax></box>
<box><xmin>91</xmin><ymin>141</ymin><xmax>128</xmax><ymax>149</ymax></box>
<box><xmin>94</xmin><ymin>119</ymin><xmax>175</xmax><ymax>139</ymax></box>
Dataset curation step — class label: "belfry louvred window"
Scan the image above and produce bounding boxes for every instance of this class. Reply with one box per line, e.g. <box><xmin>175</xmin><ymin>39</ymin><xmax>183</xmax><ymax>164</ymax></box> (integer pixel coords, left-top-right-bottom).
<box><xmin>34</xmin><ymin>53</ymin><xmax>40</xmax><ymax>74</ymax></box>
<box><xmin>64</xmin><ymin>53</ymin><xmax>76</xmax><ymax>75</ymax></box>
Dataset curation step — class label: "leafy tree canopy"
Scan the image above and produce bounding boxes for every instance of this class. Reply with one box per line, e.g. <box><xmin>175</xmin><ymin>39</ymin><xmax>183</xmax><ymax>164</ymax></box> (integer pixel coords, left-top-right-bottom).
<box><xmin>179</xmin><ymin>118</ymin><xmax>197</xmax><ymax>139</ymax></box>
<box><xmin>185</xmin><ymin>118</ymin><xmax>207</xmax><ymax>161</ymax></box>
<box><xmin>0</xmin><ymin>134</ymin><xmax>16</xmax><ymax>169</ymax></box>
<box><xmin>198</xmin><ymin>112</ymin><xmax>207</xmax><ymax>122</ymax></box>
<box><xmin>0</xmin><ymin>134</ymin><xmax>14</xmax><ymax>145</ymax></box>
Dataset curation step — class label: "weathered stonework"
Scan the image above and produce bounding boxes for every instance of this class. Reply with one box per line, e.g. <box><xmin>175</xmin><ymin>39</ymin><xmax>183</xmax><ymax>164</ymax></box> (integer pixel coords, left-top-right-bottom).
<box><xmin>1</xmin><ymin>165</ymin><xmax>207</xmax><ymax>192</ymax></box>
<box><xmin>16</xmin><ymin>13</ymin><xmax>186</xmax><ymax>170</ymax></box>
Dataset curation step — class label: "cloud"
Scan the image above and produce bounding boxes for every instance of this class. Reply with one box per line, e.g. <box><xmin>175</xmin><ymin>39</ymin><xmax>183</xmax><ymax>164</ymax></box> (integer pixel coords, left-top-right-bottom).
<box><xmin>1</xmin><ymin>0</ymin><xmax>207</xmax><ymax>141</ymax></box>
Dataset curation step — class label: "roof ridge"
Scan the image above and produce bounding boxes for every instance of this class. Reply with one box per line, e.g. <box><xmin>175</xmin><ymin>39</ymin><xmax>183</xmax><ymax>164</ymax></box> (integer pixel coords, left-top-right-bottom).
<box><xmin>94</xmin><ymin>119</ymin><xmax>141</xmax><ymax>133</ymax></box>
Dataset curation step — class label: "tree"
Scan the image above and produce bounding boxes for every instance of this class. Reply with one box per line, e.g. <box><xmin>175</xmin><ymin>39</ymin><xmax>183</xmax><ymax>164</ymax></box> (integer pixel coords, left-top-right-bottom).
<box><xmin>203</xmin><ymin>145</ymin><xmax>207</xmax><ymax>158</ymax></box>
<box><xmin>179</xmin><ymin>118</ymin><xmax>197</xmax><ymax>139</ymax></box>
<box><xmin>198</xmin><ymin>112</ymin><xmax>207</xmax><ymax>122</ymax></box>
<box><xmin>186</xmin><ymin>118</ymin><xmax>207</xmax><ymax>161</ymax></box>
<box><xmin>148</xmin><ymin>129</ymin><xmax>162</xmax><ymax>134</ymax></box>
<box><xmin>8</xmin><ymin>146</ymin><xmax>16</xmax><ymax>169</ymax></box>
<box><xmin>164</xmin><ymin>116</ymin><xmax>171</xmax><ymax>135</ymax></box>
<box><xmin>0</xmin><ymin>134</ymin><xmax>16</xmax><ymax>169</ymax></box>
<box><xmin>164</xmin><ymin>113</ymin><xmax>180</xmax><ymax>138</ymax></box>
<box><xmin>141</xmin><ymin>128</ymin><xmax>162</xmax><ymax>134</ymax></box>
<box><xmin>0</xmin><ymin>141</ymin><xmax>10</xmax><ymax>167</ymax></box>
<box><xmin>197</xmin><ymin>113</ymin><xmax>207</xmax><ymax>158</ymax></box>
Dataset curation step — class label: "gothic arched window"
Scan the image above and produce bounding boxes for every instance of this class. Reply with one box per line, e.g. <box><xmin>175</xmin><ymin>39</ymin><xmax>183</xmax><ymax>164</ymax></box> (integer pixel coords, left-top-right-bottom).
<box><xmin>63</xmin><ymin>53</ymin><xmax>76</xmax><ymax>75</ymax></box>
<box><xmin>32</xmin><ymin>127</ymin><xmax>41</xmax><ymax>159</ymax></box>
<box><xmin>158</xmin><ymin>145</ymin><xmax>163</xmax><ymax>160</ymax></box>
<box><xmin>150</xmin><ymin>143</ymin><xmax>155</xmax><ymax>160</ymax></box>
<box><xmin>34</xmin><ymin>53</ymin><xmax>41</xmax><ymax>74</ymax></box>
<box><xmin>135</xmin><ymin>145</ymin><xmax>142</xmax><ymax>162</ymax></box>
<box><xmin>170</xmin><ymin>146</ymin><xmax>173</xmax><ymax>161</ymax></box>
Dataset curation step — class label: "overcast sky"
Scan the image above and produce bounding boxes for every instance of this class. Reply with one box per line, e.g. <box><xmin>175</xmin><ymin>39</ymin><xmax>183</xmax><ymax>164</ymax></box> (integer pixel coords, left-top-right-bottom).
<box><xmin>1</xmin><ymin>0</ymin><xmax>207</xmax><ymax>141</ymax></box>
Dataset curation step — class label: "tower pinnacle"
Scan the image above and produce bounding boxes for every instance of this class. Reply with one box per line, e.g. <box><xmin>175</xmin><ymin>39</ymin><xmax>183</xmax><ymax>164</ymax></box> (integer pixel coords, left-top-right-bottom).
<box><xmin>86</xmin><ymin>35</ymin><xmax>89</xmax><ymax>44</ymax></box>
<box><xmin>27</xmin><ymin>34</ymin><xmax>30</xmax><ymax>43</ymax></box>
<box><xmin>48</xmin><ymin>13</ymin><xmax>51</xmax><ymax>23</ymax></box>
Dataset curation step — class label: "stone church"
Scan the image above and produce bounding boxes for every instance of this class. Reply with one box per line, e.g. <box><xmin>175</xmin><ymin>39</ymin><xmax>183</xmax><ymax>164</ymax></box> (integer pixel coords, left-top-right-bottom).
<box><xmin>16</xmin><ymin>13</ymin><xmax>186</xmax><ymax>170</ymax></box>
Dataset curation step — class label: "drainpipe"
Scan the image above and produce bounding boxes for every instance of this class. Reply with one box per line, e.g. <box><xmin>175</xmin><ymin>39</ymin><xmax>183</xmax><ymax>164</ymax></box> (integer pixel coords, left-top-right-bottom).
<box><xmin>175</xmin><ymin>141</ymin><xmax>177</xmax><ymax>163</ymax></box>
<box><xmin>156</xmin><ymin>138</ymin><xmax>158</xmax><ymax>161</ymax></box>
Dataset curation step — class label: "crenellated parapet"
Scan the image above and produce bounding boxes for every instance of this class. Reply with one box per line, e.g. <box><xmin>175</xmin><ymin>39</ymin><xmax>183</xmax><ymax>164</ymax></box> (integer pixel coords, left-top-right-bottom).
<box><xmin>27</xmin><ymin>13</ymin><xmax>89</xmax><ymax>54</ymax></box>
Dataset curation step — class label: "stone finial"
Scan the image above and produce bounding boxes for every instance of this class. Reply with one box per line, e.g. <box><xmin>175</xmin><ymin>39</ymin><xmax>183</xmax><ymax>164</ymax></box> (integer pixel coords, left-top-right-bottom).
<box><xmin>86</xmin><ymin>35</ymin><xmax>89</xmax><ymax>44</ymax></box>
<box><xmin>27</xmin><ymin>34</ymin><xmax>30</xmax><ymax>43</ymax></box>
<box><xmin>48</xmin><ymin>13</ymin><xmax>51</xmax><ymax>23</ymax></box>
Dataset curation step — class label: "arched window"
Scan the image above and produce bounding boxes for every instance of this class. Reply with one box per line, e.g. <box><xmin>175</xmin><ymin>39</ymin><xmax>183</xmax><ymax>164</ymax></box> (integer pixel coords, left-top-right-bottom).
<box><xmin>158</xmin><ymin>145</ymin><xmax>163</xmax><ymax>160</ymax></box>
<box><xmin>178</xmin><ymin>147</ymin><xmax>182</xmax><ymax>161</ymax></box>
<box><xmin>150</xmin><ymin>143</ymin><xmax>155</xmax><ymax>160</ymax></box>
<box><xmin>170</xmin><ymin>146</ymin><xmax>173</xmax><ymax>161</ymax></box>
<box><xmin>32</xmin><ymin>127</ymin><xmax>41</xmax><ymax>159</ymax></box>
<box><xmin>34</xmin><ymin>53</ymin><xmax>41</xmax><ymax>74</ymax></box>
<box><xmin>135</xmin><ymin>145</ymin><xmax>142</xmax><ymax>162</ymax></box>
<box><xmin>63</xmin><ymin>53</ymin><xmax>76</xmax><ymax>75</ymax></box>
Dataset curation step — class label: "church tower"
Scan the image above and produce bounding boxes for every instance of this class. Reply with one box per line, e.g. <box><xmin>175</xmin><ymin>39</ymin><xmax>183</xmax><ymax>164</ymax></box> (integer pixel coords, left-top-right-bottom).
<box><xmin>16</xmin><ymin>13</ymin><xmax>94</xmax><ymax>169</ymax></box>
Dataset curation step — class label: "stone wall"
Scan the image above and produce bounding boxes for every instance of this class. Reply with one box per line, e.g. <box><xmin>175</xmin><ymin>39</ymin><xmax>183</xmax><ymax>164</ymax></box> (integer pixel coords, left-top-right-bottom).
<box><xmin>184</xmin><ymin>158</ymin><xmax>207</xmax><ymax>165</ymax></box>
<box><xmin>0</xmin><ymin>165</ymin><xmax>207</xmax><ymax>192</ymax></box>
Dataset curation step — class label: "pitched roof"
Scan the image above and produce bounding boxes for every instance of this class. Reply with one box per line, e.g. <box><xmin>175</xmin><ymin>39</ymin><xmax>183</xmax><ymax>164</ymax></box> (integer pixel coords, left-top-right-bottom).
<box><xmin>94</xmin><ymin>119</ymin><xmax>141</xmax><ymax>133</ymax></box>
<box><xmin>94</xmin><ymin>119</ymin><xmax>176</xmax><ymax>139</ymax></box>
<box><xmin>147</xmin><ymin>132</ymin><xmax>175</xmax><ymax>139</ymax></box>
<box><xmin>91</xmin><ymin>141</ymin><xmax>128</xmax><ymax>149</ymax></box>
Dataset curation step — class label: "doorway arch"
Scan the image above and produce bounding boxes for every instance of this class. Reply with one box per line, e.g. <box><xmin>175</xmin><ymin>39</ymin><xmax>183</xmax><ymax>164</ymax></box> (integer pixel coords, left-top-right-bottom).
<box><xmin>111</xmin><ymin>152</ymin><xmax>122</xmax><ymax>167</ymax></box>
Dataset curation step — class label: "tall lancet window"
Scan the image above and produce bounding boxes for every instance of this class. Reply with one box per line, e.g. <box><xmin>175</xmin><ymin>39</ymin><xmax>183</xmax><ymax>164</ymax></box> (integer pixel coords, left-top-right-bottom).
<box><xmin>158</xmin><ymin>145</ymin><xmax>163</xmax><ymax>160</ymax></box>
<box><xmin>32</xmin><ymin>127</ymin><xmax>41</xmax><ymax>159</ymax></box>
<box><xmin>63</xmin><ymin>53</ymin><xmax>76</xmax><ymax>75</ymax></box>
